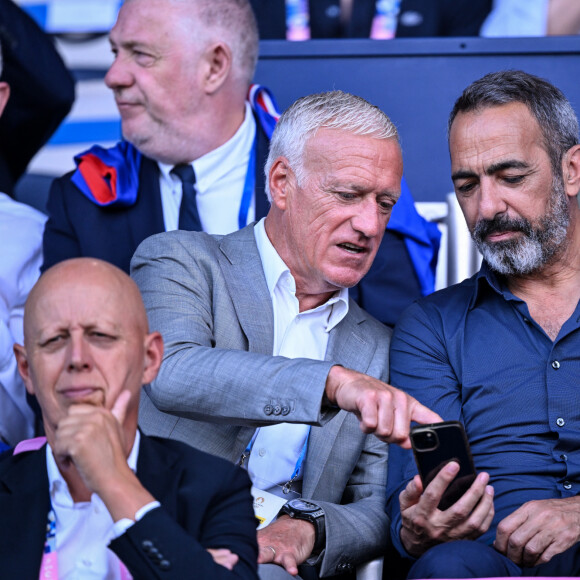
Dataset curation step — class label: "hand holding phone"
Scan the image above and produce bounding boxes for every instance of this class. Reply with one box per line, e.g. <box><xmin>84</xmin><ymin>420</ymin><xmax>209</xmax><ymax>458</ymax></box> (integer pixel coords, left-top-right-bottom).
<box><xmin>410</xmin><ymin>421</ymin><xmax>476</xmax><ymax>510</ymax></box>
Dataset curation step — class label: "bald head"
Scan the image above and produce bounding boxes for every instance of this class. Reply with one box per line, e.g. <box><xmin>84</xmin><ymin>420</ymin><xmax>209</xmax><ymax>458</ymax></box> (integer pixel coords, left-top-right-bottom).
<box><xmin>24</xmin><ymin>258</ymin><xmax>149</xmax><ymax>344</ymax></box>
<box><xmin>15</xmin><ymin>258</ymin><xmax>163</xmax><ymax>443</ymax></box>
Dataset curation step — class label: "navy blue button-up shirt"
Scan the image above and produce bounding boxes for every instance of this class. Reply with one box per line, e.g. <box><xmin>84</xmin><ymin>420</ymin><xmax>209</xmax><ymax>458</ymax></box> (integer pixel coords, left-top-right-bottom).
<box><xmin>386</xmin><ymin>262</ymin><xmax>580</xmax><ymax>555</ymax></box>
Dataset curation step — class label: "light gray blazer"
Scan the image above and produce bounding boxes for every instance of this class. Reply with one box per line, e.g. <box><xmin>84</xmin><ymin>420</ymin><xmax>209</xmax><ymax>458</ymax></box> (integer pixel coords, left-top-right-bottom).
<box><xmin>132</xmin><ymin>225</ymin><xmax>392</xmax><ymax>577</ymax></box>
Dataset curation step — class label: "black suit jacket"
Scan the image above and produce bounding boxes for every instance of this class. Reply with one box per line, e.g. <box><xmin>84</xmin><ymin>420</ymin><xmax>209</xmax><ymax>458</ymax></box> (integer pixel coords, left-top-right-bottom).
<box><xmin>0</xmin><ymin>435</ymin><xmax>258</xmax><ymax>579</ymax></box>
<box><xmin>42</xmin><ymin>114</ymin><xmax>271</xmax><ymax>275</ymax></box>
<box><xmin>250</xmin><ymin>0</ymin><xmax>491</xmax><ymax>38</ymax></box>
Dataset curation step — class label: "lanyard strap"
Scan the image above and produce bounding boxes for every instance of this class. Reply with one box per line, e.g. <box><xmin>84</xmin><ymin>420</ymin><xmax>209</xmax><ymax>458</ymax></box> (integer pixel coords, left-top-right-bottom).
<box><xmin>40</xmin><ymin>507</ymin><xmax>132</xmax><ymax>580</ymax></box>
<box><xmin>238</xmin><ymin>135</ymin><xmax>256</xmax><ymax>230</ymax></box>
<box><xmin>239</xmin><ymin>426</ymin><xmax>311</xmax><ymax>494</ymax></box>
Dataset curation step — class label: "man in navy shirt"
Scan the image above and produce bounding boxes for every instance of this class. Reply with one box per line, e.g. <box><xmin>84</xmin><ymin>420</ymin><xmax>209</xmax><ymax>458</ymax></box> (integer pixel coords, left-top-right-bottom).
<box><xmin>386</xmin><ymin>70</ymin><xmax>580</xmax><ymax>577</ymax></box>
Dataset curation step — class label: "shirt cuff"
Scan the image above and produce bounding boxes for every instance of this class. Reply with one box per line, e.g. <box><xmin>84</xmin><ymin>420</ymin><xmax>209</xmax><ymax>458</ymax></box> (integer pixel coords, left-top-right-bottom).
<box><xmin>111</xmin><ymin>501</ymin><xmax>161</xmax><ymax>539</ymax></box>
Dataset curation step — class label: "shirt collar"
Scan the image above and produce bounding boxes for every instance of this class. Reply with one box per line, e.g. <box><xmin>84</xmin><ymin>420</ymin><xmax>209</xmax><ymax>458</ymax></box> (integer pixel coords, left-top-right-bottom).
<box><xmin>47</xmin><ymin>430</ymin><xmax>141</xmax><ymax>503</ymax></box>
<box><xmin>158</xmin><ymin>102</ymin><xmax>256</xmax><ymax>193</ymax></box>
<box><xmin>469</xmin><ymin>261</ymin><xmax>521</xmax><ymax>310</ymax></box>
<box><xmin>253</xmin><ymin>219</ymin><xmax>349</xmax><ymax>331</ymax></box>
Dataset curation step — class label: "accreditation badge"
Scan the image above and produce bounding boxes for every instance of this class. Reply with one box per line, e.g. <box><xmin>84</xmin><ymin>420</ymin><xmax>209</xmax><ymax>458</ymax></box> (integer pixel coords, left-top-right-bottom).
<box><xmin>250</xmin><ymin>485</ymin><xmax>300</xmax><ymax>529</ymax></box>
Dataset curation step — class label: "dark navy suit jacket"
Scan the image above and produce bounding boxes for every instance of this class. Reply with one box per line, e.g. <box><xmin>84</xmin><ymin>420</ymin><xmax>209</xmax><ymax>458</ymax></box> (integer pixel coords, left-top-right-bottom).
<box><xmin>0</xmin><ymin>434</ymin><xmax>258</xmax><ymax>579</ymax></box>
<box><xmin>42</xmin><ymin>117</ymin><xmax>271</xmax><ymax>275</ymax></box>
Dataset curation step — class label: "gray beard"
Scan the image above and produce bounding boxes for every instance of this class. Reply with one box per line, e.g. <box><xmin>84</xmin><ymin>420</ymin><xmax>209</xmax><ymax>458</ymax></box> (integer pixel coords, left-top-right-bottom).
<box><xmin>472</xmin><ymin>176</ymin><xmax>570</xmax><ymax>276</ymax></box>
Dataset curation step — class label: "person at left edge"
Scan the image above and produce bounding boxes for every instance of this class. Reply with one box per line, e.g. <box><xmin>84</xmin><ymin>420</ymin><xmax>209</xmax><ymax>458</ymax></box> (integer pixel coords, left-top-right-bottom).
<box><xmin>41</xmin><ymin>0</ymin><xmax>440</xmax><ymax>327</ymax></box>
<box><xmin>0</xmin><ymin>258</ymin><xmax>258</xmax><ymax>579</ymax></box>
<box><xmin>0</xmin><ymin>0</ymin><xmax>75</xmax><ymax>196</ymax></box>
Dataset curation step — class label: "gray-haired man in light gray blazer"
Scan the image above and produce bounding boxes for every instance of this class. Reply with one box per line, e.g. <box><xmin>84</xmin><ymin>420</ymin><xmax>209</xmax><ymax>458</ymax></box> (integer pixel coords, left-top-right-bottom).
<box><xmin>133</xmin><ymin>91</ymin><xmax>440</xmax><ymax>580</ymax></box>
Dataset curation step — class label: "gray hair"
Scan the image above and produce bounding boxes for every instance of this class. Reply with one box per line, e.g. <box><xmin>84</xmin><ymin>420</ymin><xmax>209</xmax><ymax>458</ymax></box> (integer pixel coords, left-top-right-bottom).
<box><xmin>190</xmin><ymin>0</ymin><xmax>258</xmax><ymax>89</ymax></box>
<box><xmin>265</xmin><ymin>90</ymin><xmax>399</xmax><ymax>199</ymax></box>
<box><xmin>448</xmin><ymin>70</ymin><xmax>579</xmax><ymax>175</ymax></box>
<box><xmin>127</xmin><ymin>0</ymin><xmax>258</xmax><ymax>89</ymax></box>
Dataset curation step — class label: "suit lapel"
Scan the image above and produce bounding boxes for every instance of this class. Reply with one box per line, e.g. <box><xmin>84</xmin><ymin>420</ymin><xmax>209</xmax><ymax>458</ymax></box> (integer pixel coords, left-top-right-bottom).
<box><xmin>218</xmin><ymin>226</ymin><xmax>274</xmax><ymax>356</ymax></box>
<box><xmin>0</xmin><ymin>448</ymin><xmax>50</xmax><ymax>577</ymax></box>
<box><xmin>303</xmin><ymin>304</ymin><xmax>378</xmax><ymax>497</ymax></box>
<box><xmin>127</xmin><ymin>156</ymin><xmax>165</xmax><ymax>250</ymax></box>
<box><xmin>135</xmin><ymin>434</ymin><xmax>182</xmax><ymax>505</ymax></box>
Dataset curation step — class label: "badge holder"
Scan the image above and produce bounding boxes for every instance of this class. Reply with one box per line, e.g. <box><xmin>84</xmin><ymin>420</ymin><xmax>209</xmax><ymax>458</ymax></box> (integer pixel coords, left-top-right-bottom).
<box><xmin>251</xmin><ymin>479</ymin><xmax>301</xmax><ymax>529</ymax></box>
<box><xmin>240</xmin><ymin>431</ymin><xmax>309</xmax><ymax>529</ymax></box>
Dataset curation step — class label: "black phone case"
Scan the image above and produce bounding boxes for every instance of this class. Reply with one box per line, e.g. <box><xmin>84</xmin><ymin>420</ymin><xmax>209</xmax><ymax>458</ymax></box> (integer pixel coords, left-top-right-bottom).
<box><xmin>411</xmin><ymin>421</ymin><xmax>476</xmax><ymax>511</ymax></box>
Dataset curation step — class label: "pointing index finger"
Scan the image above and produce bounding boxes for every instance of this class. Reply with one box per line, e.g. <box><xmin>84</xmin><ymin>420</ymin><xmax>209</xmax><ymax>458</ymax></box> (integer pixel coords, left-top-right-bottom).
<box><xmin>410</xmin><ymin>399</ymin><xmax>443</xmax><ymax>426</ymax></box>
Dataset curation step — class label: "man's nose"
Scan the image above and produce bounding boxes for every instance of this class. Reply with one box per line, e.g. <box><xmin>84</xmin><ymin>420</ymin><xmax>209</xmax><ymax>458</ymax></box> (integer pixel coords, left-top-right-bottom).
<box><xmin>66</xmin><ymin>335</ymin><xmax>92</xmax><ymax>372</ymax></box>
<box><xmin>351</xmin><ymin>197</ymin><xmax>384</xmax><ymax>238</ymax></box>
<box><xmin>478</xmin><ymin>178</ymin><xmax>508</xmax><ymax>221</ymax></box>
<box><xmin>104</xmin><ymin>54</ymin><xmax>132</xmax><ymax>90</ymax></box>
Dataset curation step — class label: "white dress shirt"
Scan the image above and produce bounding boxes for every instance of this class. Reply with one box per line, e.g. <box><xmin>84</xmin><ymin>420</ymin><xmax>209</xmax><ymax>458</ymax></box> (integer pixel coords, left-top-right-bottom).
<box><xmin>46</xmin><ymin>431</ymin><xmax>158</xmax><ymax>579</ymax></box>
<box><xmin>248</xmin><ymin>219</ymin><xmax>349</xmax><ymax>492</ymax></box>
<box><xmin>158</xmin><ymin>102</ymin><xmax>257</xmax><ymax>234</ymax></box>
<box><xmin>0</xmin><ymin>193</ymin><xmax>46</xmax><ymax>446</ymax></box>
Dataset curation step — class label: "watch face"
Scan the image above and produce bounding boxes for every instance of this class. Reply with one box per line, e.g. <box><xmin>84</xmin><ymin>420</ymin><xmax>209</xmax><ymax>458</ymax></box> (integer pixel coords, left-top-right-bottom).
<box><xmin>290</xmin><ymin>499</ymin><xmax>316</xmax><ymax>512</ymax></box>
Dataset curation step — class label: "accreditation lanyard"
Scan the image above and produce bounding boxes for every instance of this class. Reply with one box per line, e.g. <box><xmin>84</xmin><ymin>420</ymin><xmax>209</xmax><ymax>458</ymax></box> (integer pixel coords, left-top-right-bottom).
<box><xmin>238</xmin><ymin>136</ymin><xmax>256</xmax><ymax>230</ymax></box>
<box><xmin>40</xmin><ymin>506</ymin><xmax>132</xmax><ymax>580</ymax></box>
<box><xmin>239</xmin><ymin>426</ymin><xmax>311</xmax><ymax>494</ymax></box>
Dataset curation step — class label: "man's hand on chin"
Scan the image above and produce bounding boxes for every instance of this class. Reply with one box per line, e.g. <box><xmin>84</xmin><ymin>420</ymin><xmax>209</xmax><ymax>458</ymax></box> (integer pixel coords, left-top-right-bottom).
<box><xmin>53</xmin><ymin>390</ymin><xmax>156</xmax><ymax>521</ymax></box>
<box><xmin>53</xmin><ymin>390</ymin><xmax>132</xmax><ymax>492</ymax></box>
<box><xmin>257</xmin><ymin>515</ymin><xmax>316</xmax><ymax>576</ymax></box>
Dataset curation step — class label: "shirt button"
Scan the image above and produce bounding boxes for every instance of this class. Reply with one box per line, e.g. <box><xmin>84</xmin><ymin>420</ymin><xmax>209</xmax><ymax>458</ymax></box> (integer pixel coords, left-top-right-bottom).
<box><xmin>552</xmin><ymin>360</ymin><xmax>561</xmax><ymax>370</ymax></box>
<box><xmin>160</xmin><ymin>559</ymin><xmax>171</xmax><ymax>570</ymax></box>
<box><xmin>556</xmin><ymin>417</ymin><xmax>565</xmax><ymax>427</ymax></box>
<box><xmin>258</xmin><ymin>448</ymin><xmax>266</xmax><ymax>457</ymax></box>
<box><xmin>561</xmin><ymin>454</ymin><xmax>568</xmax><ymax>461</ymax></box>
<box><xmin>82</xmin><ymin>559</ymin><xmax>92</xmax><ymax>568</ymax></box>
<box><xmin>564</xmin><ymin>481</ymin><xmax>572</xmax><ymax>490</ymax></box>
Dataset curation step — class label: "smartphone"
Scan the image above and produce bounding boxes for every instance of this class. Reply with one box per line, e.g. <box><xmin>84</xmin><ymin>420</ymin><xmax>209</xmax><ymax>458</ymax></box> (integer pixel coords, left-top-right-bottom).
<box><xmin>410</xmin><ymin>421</ymin><xmax>476</xmax><ymax>511</ymax></box>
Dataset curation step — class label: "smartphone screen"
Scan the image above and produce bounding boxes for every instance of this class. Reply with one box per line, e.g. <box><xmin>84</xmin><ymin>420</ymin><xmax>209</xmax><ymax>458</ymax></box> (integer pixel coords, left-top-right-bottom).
<box><xmin>410</xmin><ymin>421</ymin><xmax>476</xmax><ymax>511</ymax></box>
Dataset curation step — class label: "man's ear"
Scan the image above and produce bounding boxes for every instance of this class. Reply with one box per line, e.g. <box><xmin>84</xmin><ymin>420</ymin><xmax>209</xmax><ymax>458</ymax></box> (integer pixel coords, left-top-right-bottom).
<box><xmin>268</xmin><ymin>157</ymin><xmax>294</xmax><ymax>211</ymax></box>
<box><xmin>142</xmin><ymin>331</ymin><xmax>164</xmax><ymax>385</ymax></box>
<box><xmin>202</xmin><ymin>42</ymin><xmax>232</xmax><ymax>94</ymax></box>
<box><xmin>0</xmin><ymin>82</ymin><xmax>10</xmax><ymax>118</ymax></box>
<box><xmin>13</xmin><ymin>343</ymin><xmax>35</xmax><ymax>396</ymax></box>
<box><xmin>563</xmin><ymin>144</ymin><xmax>580</xmax><ymax>198</ymax></box>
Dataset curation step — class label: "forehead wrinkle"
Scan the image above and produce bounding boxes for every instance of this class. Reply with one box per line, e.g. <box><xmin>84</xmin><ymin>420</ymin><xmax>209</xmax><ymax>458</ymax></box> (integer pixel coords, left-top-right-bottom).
<box><xmin>452</xmin><ymin>160</ymin><xmax>532</xmax><ymax>182</ymax></box>
<box><xmin>24</xmin><ymin>259</ymin><xmax>149</xmax><ymax>345</ymax></box>
<box><xmin>485</xmin><ymin>159</ymin><xmax>531</xmax><ymax>176</ymax></box>
<box><xmin>113</xmin><ymin>0</ymin><xmax>197</xmax><ymax>49</ymax></box>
